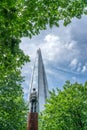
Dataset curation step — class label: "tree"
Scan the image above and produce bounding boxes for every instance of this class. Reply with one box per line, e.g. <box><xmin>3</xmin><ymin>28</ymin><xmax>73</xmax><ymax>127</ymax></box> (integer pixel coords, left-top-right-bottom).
<box><xmin>39</xmin><ymin>81</ymin><xmax>87</xmax><ymax>130</ymax></box>
<box><xmin>0</xmin><ymin>0</ymin><xmax>87</xmax><ymax>129</ymax></box>
<box><xmin>0</xmin><ymin>0</ymin><xmax>87</xmax><ymax>40</ymax></box>
<box><xmin>0</xmin><ymin>40</ymin><xmax>29</xmax><ymax>129</ymax></box>
<box><xmin>0</xmin><ymin>1</ymin><xmax>30</xmax><ymax>128</ymax></box>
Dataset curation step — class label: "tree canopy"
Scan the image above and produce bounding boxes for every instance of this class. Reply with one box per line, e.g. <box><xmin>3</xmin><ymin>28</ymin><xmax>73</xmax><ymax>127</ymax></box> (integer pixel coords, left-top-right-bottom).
<box><xmin>39</xmin><ymin>81</ymin><xmax>87</xmax><ymax>130</ymax></box>
<box><xmin>0</xmin><ymin>0</ymin><xmax>87</xmax><ymax>40</ymax></box>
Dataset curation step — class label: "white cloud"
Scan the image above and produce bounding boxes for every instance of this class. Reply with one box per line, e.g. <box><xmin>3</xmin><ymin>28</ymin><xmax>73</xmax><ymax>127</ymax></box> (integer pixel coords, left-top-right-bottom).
<box><xmin>41</xmin><ymin>34</ymin><xmax>79</xmax><ymax>65</ymax></box>
<box><xmin>82</xmin><ymin>64</ymin><xmax>87</xmax><ymax>73</ymax></box>
<box><xmin>69</xmin><ymin>58</ymin><xmax>78</xmax><ymax>69</ymax></box>
<box><xmin>20</xmin><ymin>31</ymin><xmax>79</xmax><ymax>65</ymax></box>
<box><xmin>44</xmin><ymin>34</ymin><xmax>59</xmax><ymax>42</ymax></box>
<box><xmin>64</xmin><ymin>41</ymin><xmax>77</xmax><ymax>50</ymax></box>
<box><xmin>69</xmin><ymin>58</ymin><xmax>87</xmax><ymax>73</ymax></box>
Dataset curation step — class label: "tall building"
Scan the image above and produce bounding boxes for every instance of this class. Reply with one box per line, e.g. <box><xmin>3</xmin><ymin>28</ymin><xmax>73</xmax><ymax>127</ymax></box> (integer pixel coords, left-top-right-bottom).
<box><xmin>29</xmin><ymin>48</ymin><xmax>49</xmax><ymax>112</ymax></box>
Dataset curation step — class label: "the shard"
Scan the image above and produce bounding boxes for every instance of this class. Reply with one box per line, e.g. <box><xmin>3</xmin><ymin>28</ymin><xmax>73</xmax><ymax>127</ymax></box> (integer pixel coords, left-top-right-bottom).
<box><xmin>29</xmin><ymin>48</ymin><xmax>49</xmax><ymax>112</ymax></box>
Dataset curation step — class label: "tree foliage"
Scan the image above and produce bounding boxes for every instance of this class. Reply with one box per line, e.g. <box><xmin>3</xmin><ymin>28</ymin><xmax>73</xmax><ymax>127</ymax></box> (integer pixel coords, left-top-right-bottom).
<box><xmin>0</xmin><ymin>0</ymin><xmax>87</xmax><ymax>40</ymax></box>
<box><xmin>0</xmin><ymin>1</ymin><xmax>29</xmax><ymax>129</ymax></box>
<box><xmin>39</xmin><ymin>81</ymin><xmax>87</xmax><ymax>130</ymax></box>
<box><xmin>0</xmin><ymin>0</ymin><xmax>87</xmax><ymax>129</ymax></box>
<box><xmin>0</xmin><ymin>40</ymin><xmax>29</xmax><ymax>129</ymax></box>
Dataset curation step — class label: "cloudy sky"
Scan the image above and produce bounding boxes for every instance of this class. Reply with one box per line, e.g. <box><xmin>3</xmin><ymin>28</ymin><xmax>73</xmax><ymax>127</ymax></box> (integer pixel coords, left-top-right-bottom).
<box><xmin>20</xmin><ymin>15</ymin><xmax>87</xmax><ymax>100</ymax></box>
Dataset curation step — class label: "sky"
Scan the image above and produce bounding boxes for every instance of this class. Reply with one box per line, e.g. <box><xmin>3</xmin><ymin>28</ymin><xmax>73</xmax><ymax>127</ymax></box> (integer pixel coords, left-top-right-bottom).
<box><xmin>20</xmin><ymin>15</ymin><xmax>87</xmax><ymax>101</ymax></box>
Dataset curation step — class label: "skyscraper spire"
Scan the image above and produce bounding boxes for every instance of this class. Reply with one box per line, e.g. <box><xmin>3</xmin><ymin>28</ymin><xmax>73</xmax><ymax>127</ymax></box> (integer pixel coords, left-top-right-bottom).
<box><xmin>29</xmin><ymin>48</ymin><xmax>49</xmax><ymax>112</ymax></box>
<box><xmin>37</xmin><ymin>48</ymin><xmax>49</xmax><ymax>111</ymax></box>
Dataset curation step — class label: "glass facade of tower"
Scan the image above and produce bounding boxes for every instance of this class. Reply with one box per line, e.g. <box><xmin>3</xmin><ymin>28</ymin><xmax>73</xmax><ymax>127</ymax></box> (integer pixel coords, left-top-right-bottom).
<box><xmin>29</xmin><ymin>49</ymin><xmax>49</xmax><ymax>112</ymax></box>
